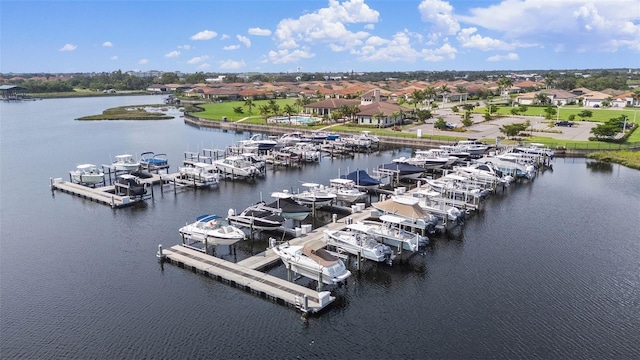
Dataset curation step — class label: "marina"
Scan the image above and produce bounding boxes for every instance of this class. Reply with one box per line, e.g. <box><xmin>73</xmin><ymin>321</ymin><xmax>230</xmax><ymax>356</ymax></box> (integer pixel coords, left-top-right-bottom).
<box><xmin>3</xmin><ymin>95</ymin><xmax>640</xmax><ymax>359</ymax></box>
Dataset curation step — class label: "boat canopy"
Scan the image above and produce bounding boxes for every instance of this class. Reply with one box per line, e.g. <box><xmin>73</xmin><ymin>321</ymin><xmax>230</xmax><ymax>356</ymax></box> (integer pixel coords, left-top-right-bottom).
<box><xmin>196</xmin><ymin>214</ymin><xmax>221</xmax><ymax>222</ymax></box>
<box><xmin>373</xmin><ymin>198</ymin><xmax>430</xmax><ymax>220</ymax></box>
<box><xmin>340</xmin><ymin>170</ymin><xmax>381</xmax><ymax>187</ymax></box>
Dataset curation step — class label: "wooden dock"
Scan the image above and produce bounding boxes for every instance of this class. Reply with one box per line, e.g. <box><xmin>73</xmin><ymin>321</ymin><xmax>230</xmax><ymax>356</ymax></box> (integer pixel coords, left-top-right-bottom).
<box><xmin>160</xmin><ymin>207</ymin><xmax>375</xmax><ymax>314</ymax></box>
<box><xmin>50</xmin><ymin>178</ymin><xmax>151</xmax><ymax>208</ymax></box>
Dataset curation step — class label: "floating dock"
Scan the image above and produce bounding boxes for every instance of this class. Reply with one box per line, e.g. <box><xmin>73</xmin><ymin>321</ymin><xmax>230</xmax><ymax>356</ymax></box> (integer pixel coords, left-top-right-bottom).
<box><xmin>50</xmin><ymin>178</ymin><xmax>152</xmax><ymax>208</ymax></box>
<box><xmin>161</xmin><ymin>207</ymin><xmax>374</xmax><ymax>314</ymax></box>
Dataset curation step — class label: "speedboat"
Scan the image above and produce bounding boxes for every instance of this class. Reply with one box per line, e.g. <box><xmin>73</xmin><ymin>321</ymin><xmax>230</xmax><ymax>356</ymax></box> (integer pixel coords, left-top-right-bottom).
<box><xmin>70</xmin><ymin>164</ymin><xmax>104</xmax><ymax>185</ymax></box>
<box><xmin>262</xmin><ymin>191</ymin><xmax>312</xmax><ymax>221</ymax></box>
<box><xmin>378</xmin><ymin>162</ymin><xmax>425</xmax><ymax>180</ymax></box>
<box><xmin>178</xmin><ymin>162</ymin><xmax>220</xmax><ymax>185</ymax></box>
<box><xmin>372</xmin><ymin>197</ymin><xmax>438</xmax><ymax>235</ymax></box>
<box><xmin>271</xmin><ymin>239</ymin><xmax>352</xmax><ymax>285</ymax></box>
<box><xmin>454</xmin><ymin>140</ymin><xmax>489</xmax><ymax>158</ymax></box>
<box><xmin>213</xmin><ymin>156</ymin><xmax>261</xmax><ymax>178</ymax></box>
<box><xmin>393</xmin><ymin>149</ymin><xmax>457</xmax><ymax>170</ymax></box>
<box><xmin>227</xmin><ymin>204</ymin><xmax>286</xmax><ymax>230</ymax></box>
<box><xmin>277</xmin><ymin>132</ymin><xmax>310</xmax><ymax>146</ymax></box>
<box><xmin>328</xmin><ymin>178</ymin><xmax>366</xmax><ymax>203</ymax></box>
<box><xmin>291</xmin><ymin>183</ymin><xmax>337</xmax><ymax>208</ymax></box>
<box><xmin>242</xmin><ymin>134</ymin><xmax>278</xmax><ymax>151</ymax></box>
<box><xmin>140</xmin><ymin>152</ymin><xmax>168</xmax><ymax>167</ymax></box>
<box><xmin>112</xmin><ymin>154</ymin><xmax>141</xmax><ymax>172</ymax></box>
<box><xmin>361</xmin><ymin>215</ymin><xmax>429</xmax><ymax>252</ymax></box>
<box><xmin>340</xmin><ymin>170</ymin><xmax>382</xmax><ymax>189</ymax></box>
<box><xmin>114</xmin><ymin>174</ymin><xmax>148</xmax><ymax>197</ymax></box>
<box><xmin>179</xmin><ymin>214</ymin><xmax>245</xmax><ymax>246</ymax></box>
<box><xmin>324</xmin><ymin>224</ymin><xmax>394</xmax><ymax>264</ymax></box>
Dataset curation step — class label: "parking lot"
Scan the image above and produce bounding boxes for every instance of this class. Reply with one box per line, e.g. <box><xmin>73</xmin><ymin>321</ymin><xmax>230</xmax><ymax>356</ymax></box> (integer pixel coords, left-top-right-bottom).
<box><xmin>410</xmin><ymin>108</ymin><xmax>599</xmax><ymax>142</ymax></box>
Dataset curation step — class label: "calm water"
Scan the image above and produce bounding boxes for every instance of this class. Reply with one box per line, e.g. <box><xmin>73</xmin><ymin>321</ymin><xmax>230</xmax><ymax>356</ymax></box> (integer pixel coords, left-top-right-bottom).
<box><xmin>1</xmin><ymin>96</ymin><xmax>639</xmax><ymax>359</ymax></box>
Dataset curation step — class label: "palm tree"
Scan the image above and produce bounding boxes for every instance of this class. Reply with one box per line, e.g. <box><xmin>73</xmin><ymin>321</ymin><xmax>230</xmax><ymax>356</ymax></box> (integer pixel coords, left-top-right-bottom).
<box><xmin>534</xmin><ymin>92</ymin><xmax>549</xmax><ymax>105</ymax></box>
<box><xmin>424</xmin><ymin>86</ymin><xmax>437</xmax><ymax>108</ymax></box>
<box><xmin>283</xmin><ymin>104</ymin><xmax>295</xmax><ymax>124</ymax></box>
<box><xmin>440</xmin><ymin>84</ymin><xmax>450</xmax><ymax>107</ymax></box>
<box><xmin>410</xmin><ymin>89</ymin><xmax>424</xmax><ymax>109</ymax></box>
<box><xmin>244</xmin><ymin>98</ymin><xmax>255</xmax><ymax>115</ymax></box>
<box><xmin>373</xmin><ymin>112</ymin><xmax>385</xmax><ymax>129</ymax></box>
<box><xmin>497</xmin><ymin>77</ymin><xmax>514</xmax><ymax>100</ymax></box>
<box><xmin>258</xmin><ymin>104</ymin><xmax>271</xmax><ymax>124</ymax></box>
<box><xmin>268</xmin><ymin>99</ymin><xmax>280</xmax><ymax>116</ymax></box>
<box><xmin>632</xmin><ymin>89</ymin><xmax>640</xmax><ymax>106</ymax></box>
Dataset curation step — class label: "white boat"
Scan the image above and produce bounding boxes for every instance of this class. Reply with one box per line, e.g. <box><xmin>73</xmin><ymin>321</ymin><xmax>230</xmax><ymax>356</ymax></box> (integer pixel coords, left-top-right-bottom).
<box><xmin>323</xmin><ymin>224</ymin><xmax>394</xmax><ymax>264</ymax></box>
<box><xmin>178</xmin><ymin>162</ymin><xmax>220</xmax><ymax>185</ymax></box>
<box><xmin>291</xmin><ymin>183</ymin><xmax>337</xmax><ymax>208</ymax></box>
<box><xmin>179</xmin><ymin>214</ymin><xmax>246</xmax><ymax>246</ymax></box>
<box><xmin>271</xmin><ymin>239</ymin><xmax>352</xmax><ymax>285</ymax></box>
<box><xmin>393</xmin><ymin>149</ymin><xmax>456</xmax><ymax>170</ymax></box>
<box><xmin>114</xmin><ymin>174</ymin><xmax>148</xmax><ymax>197</ymax></box>
<box><xmin>277</xmin><ymin>132</ymin><xmax>310</xmax><ymax>146</ymax></box>
<box><xmin>359</xmin><ymin>215</ymin><xmax>429</xmax><ymax>252</ymax></box>
<box><xmin>242</xmin><ymin>134</ymin><xmax>278</xmax><ymax>151</ymax></box>
<box><xmin>69</xmin><ymin>164</ymin><xmax>104</xmax><ymax>185</ymax></box>
<box><xmin>284</xmin><ymin>142</ymin><xmax>321</xmax><ymax>162</ymax></box>
<box><xmin>227</xmin><ymin>205</ymin><xmax>285</xmax><ymax>230</ymax></box>
<box><xmin>372</xmin><ymin>197</ymin><xmax>438</xmax><ymax>235</ymax></box>
<box><xmin>328</xmin><ymin>178</ymin><xmax>366</xmax><ymax>203</ymax></box>
<box><xmin>213</xmin><ymin>156</ymin><xmax>261</xmax><ymax>178</ymax></box>
<box><xmin>112</xmin><ymin>154</ymin><xmax>141</xmax><ymax>171</ymax></box>
<box><xmin>262</xmin><ymin>191</ymin><xmax>312</xmax><ymax>221</ymax></box>
<box><xmin>454</xmin><ymin>140</ymin><xmax>489</xmax><ymax>157</ymax></box>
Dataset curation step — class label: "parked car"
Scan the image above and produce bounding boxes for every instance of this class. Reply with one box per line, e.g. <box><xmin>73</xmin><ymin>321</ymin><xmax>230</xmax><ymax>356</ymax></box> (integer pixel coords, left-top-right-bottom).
<box><xmin>555</xmin><ymin>120</ymin><xmax>574</xmax><ymax>127</ymax></box>
<box><xmin>593</xmin><ymin>104</ymin><xmax>600</xmax><ymax>108</ymax></box>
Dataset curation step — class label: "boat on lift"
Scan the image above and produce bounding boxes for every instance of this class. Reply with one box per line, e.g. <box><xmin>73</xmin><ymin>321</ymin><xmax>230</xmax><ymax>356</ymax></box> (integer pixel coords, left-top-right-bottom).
<box><xmin>323</xmin><ymin>224</ymin><xmax>394</xmax><ymax>264</ymax></box>
<box><xmin>271</xmin><ymin>239</ymin><xmax>352</xmax><ymax>285</ymax></box>
<box><xmin>179</xmin><ymin>214</ymin><xmax>246</xmax><ymax>246</ymax></box>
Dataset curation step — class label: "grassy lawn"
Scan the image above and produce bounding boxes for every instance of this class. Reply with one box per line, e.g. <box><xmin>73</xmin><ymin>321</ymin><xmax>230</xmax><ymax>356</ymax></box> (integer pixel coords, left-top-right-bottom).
<box><xmin>473</xmin><ymin>105</ymin><xmax>640</xmax><ymax>122</ymax></box>
<box><xmin>194</xmin><ymin>98</ymin><xmax>298</xmax><ymax>121</ymax></box>
<box><xmin>586</xmin><ymin>150</ymin><xmax>640</xmax><ymax>170</ymax></box>
<box><xmin>77</xmin><ymin>105</ymin><xmax>174</xmax><ymax>120</ymax></box>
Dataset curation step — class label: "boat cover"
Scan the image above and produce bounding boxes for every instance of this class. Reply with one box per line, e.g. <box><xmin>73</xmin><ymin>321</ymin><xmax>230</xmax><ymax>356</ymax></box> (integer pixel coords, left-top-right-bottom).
<box><xmin>264</xmin><ymin>198</ymin><xmax>311</xmax><ymax>213</ymax></box>
<box><xmin>340</xmin><ymin>170</ymin><xmax>381</xmax><ymax>187</ymax></box>
<box><xmin>372</xmin><ymin>198</ymin><xmax>430</xmax><ymax>220</ymax></box>
<box><xmin>378</xmin><ymin>162</ymin><xmax>425</xmax><ymax>175</ymax></box>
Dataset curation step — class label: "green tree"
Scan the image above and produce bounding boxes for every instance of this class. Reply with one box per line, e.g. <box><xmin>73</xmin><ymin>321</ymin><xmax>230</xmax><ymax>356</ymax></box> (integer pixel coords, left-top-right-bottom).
<box><xmin>578</xmin><ymin>110</ymin><xmax>593</xmax><ymax>121</ymax></box>
<box><xmin>415</xmin><ymin>109</ymin><xmax>433</xmax><ymax>123</ymax></box>
<box><xmin>434</xmin><ymin>117</ymin><xmax>448</xmax><ymax>130</ymax></box>
<box><xmin>543</xmin><ymin>106</ymin><xmax>557</xmax><ymax>120</ymax></box>
<box><xmin>461</xmin><ymin>111</ymin><xmax>473</xmax><ymax>127</ymax></box>
<box><xmin>244</xmin><ymin>98</ymin><xmax>255</xmax><ymax>115</ymax></box>
<box><xmin>499</xmin><ymin>123</ymin><xmax>528</xmax><ymax>138</ymax></box>
<box><xmin>373</xmin><ymin>112</ymin><xmax>385</xmax><ymax>128</ymax></box>
<box><xmin>451</xmin><ymin>105</ymin><xmax>459</xmax><ymax>113</ymax></box>
<box><xmin>159</xmin><ymin>72</ymin><xmax>179</xmax><ymax>84</ymax></box>
<box><xmin>283</xmin><ymin>104</ymin><xmax>295</xmax><ymax>123</ymax></box>
<box><xmin>258</xmin><ymin>104</ymin><xmax>271</xmax><ymax>124</ymax></box>
<box><xmin>233</xmin><ymin>106</ymin><xmax>244</xmax><ymax>114</ymax></box>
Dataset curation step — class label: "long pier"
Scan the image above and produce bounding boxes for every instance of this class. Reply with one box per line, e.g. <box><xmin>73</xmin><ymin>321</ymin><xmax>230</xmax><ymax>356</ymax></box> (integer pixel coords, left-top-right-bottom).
<box><xmin>49</xmin><ymin>178</ymin><xmax>152</xmax><ymax>208</ymax></box>
<box><xmin>160</xmin><ymin>206</ymin><xmax>374</xmax><ymax>314</ymax></box>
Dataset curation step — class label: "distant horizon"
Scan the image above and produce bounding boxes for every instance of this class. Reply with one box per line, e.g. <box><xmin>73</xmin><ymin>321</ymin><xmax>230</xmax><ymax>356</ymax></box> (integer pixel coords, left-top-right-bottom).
<box><xmin>1</xmin><ymin>0</ymin><xmax>638</xmax><ymax>74</ymax></box>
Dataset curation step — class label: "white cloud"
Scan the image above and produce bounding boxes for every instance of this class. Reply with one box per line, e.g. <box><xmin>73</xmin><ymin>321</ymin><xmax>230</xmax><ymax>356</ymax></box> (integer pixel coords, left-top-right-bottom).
<box><xmin>419</xmin><ymin>42</ymin><xmax>457</xmax><ymax>62</ymax></box>
<box><xmin>190</xmin><ymin>30</ymin><xmax>217</xmax><ymax>40</ymax></box>
<box><xmin>273</xmin><ymin>0</ymin><xmax>379</xmax><ymax>54</ymax></box>
<box><xmin>165</xmin><ymin>51</ymin><xmax>180</xmax><ymax>58</ymax></box>
<box><xmin>110</xmin><ymin>56</ymin><xmax>118</xmax><ymax>60</ymax></box>
<box><xmin>178</xmin><ymin>44</ymin><xmax>191</xmax><ymax>50</ymax></box>
<box><xmin>248</xmin><ymin>27</ymin><xmax>271</xmax><ymax>36</ymax></box>
<box><xmin>267</xmin><ymin>48</ymin><xmax>315</xmax><ymax>64</ymax></box>
<box><xmin>219</xmin><ymin>59</ymin><xmax>246</xmax><ymax>69</ymax></box>
<box><xmin>102</xmin><ymin>41</ymin><xmax>112</xmax><ymax>47</ymax></box>
<box><xmin>357</xmin><ymin>31</ymin><xmax>418</xmax><ymax>62</ymax></box>
<box><xmin>458</xmin><ymin>0</ymin><xmax>640</xmax><ymax>53</ymax></box>
<box><xmin>237</xmin><ymin>35</ymin><xmax>251</xmax><ymax>48</ymax></box>
<box><xmin>224</xmin><ymin>45</ymin><xmax>241</xmax><ymax>50</ymax></box>
<box><xmin>418</xmin><ymin>0</ymin><xmax>460</xmax><ymax>36</ymax></box>
<box><xmin>59</xmin><ymin>44</ymin><xmax>77</xmax><ymax>51</ymax></box>
<box><xmin>220</xmin><ymin>34</ymin><xmax>230</xmax><ymax>40</ymax></box>
<box><xmin>487</xmin><ymin>53</ymin><xmax>519</xmax><ymax>62</ymax></box>
<box><xmin>187</xmin><ymin>55</ymin><xmax>210</xmax><ymax>64</ymax></box>
<box><xmin>364</xmin><ymin>24</ymin><xmax>375</xmax><ymax>30</ymax></box>
<box><xmin>197</xmin><ymin>63</ymin><xmax>211</xmax><ymax>70</ymax></box>
<box><xmin>138</xmin><ymin>59</ymin><xmax>148</xmax><ymax>65</ymax></box>
<box><xmin>456</xmin><ymin>27</ymin><xmax>514</xmax><ymax>51</ymax></box>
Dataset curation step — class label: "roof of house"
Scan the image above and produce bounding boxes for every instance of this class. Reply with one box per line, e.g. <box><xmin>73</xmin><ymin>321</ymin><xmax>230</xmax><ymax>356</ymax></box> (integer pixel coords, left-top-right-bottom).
<box><xmin>304</xmin><ymin>98</ymin><xmax>360</xmax><ymax>109</ymax></box>
<box><xmin>357</xmin><ymin>101</ymin><xmax>410</xmax><ymax>116</ymax></box>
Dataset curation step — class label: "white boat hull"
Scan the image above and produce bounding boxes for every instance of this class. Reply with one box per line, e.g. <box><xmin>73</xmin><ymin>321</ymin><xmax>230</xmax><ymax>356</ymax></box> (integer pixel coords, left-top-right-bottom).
<box><xmin>272</xmin><ymin>244</ymin><xmax>351</xmax><ymax>285</ymax></box>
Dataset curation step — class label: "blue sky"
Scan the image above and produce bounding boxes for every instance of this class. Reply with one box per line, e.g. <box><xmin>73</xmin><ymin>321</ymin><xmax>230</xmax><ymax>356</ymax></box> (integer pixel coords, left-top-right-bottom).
<box><xmin>1</xmin><ymin>0</ymin><xmax>639</xmax><ymax>74</ymax></box>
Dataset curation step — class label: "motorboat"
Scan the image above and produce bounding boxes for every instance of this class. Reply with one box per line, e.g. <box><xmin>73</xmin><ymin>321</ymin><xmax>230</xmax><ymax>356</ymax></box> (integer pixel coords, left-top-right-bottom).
<box><xmin>69</xmin><ymin>164</ymin><xmax>104</xmax><ymax>185</ymax></box>
<box><xmin>359</xmin><ymin>215</ymin><xmax>429</xmax><ymax>252</ymax></box>
<box><xmin>291</xmin><ymin>183</ymin><xmax>337</xmax><ymax>208</ymax></box>
<box><xmin>277</xmin><ymin>132</ymin><xmax>310</xmax><ymax>146</ymax></box>
<box><xmin>284</xmin><ymin>142</ymin><xmax>321</xmax><ymax>162</ymax></box>
<box><xmin>475</xmin><ymin>157</ymin><xmax>536</xmax><ymax>180</ymax></box>
<box><xmin>378</xmin><ymin>162</ymin><xmax>425</xmax><ymax>180</ymax></box>
<box><xmin>179</xmin><ymin>214</ymin><xmax>245</xmax><ymax>246</ymax></box>
<box><xmin>515</xmin><ymin>142</ymin><xmax>554</xmax><ymax>159</ymax></box>
<box><xmin>328</xmin><ymin>178</ymin><xmax>366</xmax><ymax>203</ymax></box>
<box><xmin>262</xmin><ymin>191</ymin><xmax>312</xmax><ymax>221</ymax></box>
<box><xmin>178</xmin><ymin>162</ymin><xmax>220</xmax><ymax>185</ymax></box>
<box><xmin>112</xmin><ymin>154</ymin><xmax>141</xmax><ymax>172</ymax></box>
<box><xmin>140</xmin><ymin>152</ymin><xmax>168</xmax><ymax>167</ymax></box>
<box><xmin>227</xmin><ymin>204</ymin><xmax>286</xmax><ymax>230</ymax></box>
<box><xmin>114</xmin><ymin>174</ymin><xmax>148</xmax><ymax>197</ymax></box>
<box><xmin>372</xmin><ymin>197</ymin><xmax>438</xmax><ymax>235</ymax></box>
<box><xmin>394</xmin><ymin>192</ymin><xmax>465</xmax><ymax>230</ymax></box>
<box><xmin>340</xmin><ymin>170</ymin><xmax>382</xmax><ymax>189</ymax></box>
<box><xmin>454</xmin><ymin>140</ymin><xmax>490</xmax><ymax>158</ymax></box>
<box><xmin>438</xmin><ymin>145</ymin><xmax>471</xmax><ymax>160</ymax></box>
<box><xmin>271</xmin><ymin>239</ymin><xmax>352</xmax><ymax>285</ymax></box>
<box><xmin>323</xmin><ymin>224</ymin><xmax>394</xmax><ymax>264</ymax></box>
<box><xmin>213</xmin><ymin>156</ymin><xmax>261</xmax><ymax>178</ymax></box>
<box><xmin>453</xmin><ymin>163</ymin><xmax>514</xmax><ymax>186</ymax></box>
<box><xmin>242</xmin><ymin>134</ymin><xmax>278</xmax><ymax>151</ymax></box>
<box><xmin>393</xmin><ymin>149</ymin><xmax>456</xmax><ymax>170</ymax></box>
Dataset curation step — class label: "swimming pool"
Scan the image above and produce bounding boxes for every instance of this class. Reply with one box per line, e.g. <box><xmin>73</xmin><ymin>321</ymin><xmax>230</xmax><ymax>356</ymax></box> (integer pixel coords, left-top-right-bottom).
<box><xmin>272</xmin><ymin>115</ymin><xmax>319</xmax><ymax>124</ymax></box>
